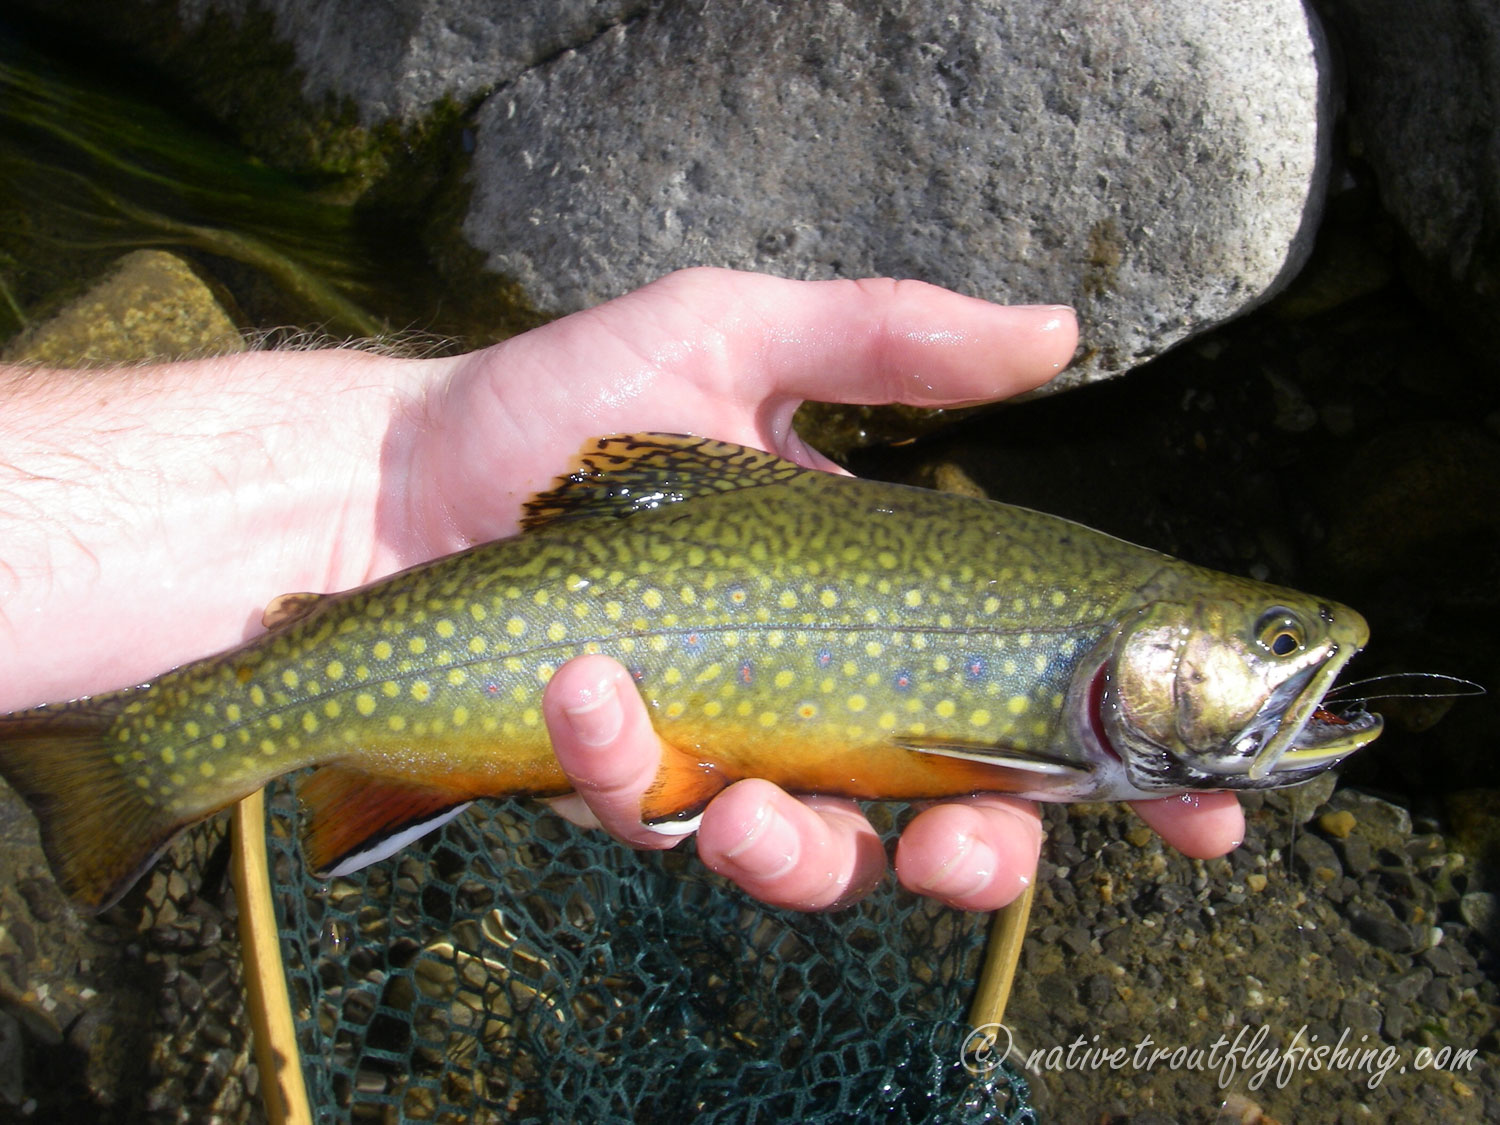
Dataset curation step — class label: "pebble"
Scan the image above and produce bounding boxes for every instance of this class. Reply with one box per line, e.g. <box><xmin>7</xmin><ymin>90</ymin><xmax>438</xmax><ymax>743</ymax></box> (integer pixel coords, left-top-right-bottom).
<box><xmin>1318</xmin><ymin>809</ymin><xmax>1357</xmax><ymax>838</ymax></box>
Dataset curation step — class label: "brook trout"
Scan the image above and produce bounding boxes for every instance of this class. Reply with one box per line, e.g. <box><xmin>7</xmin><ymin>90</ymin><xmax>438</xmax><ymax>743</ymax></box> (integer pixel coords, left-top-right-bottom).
<box><xmin>0</xmin><ymin>434</ymin><xmax>1382</xmax><ymax>911</ymax></box>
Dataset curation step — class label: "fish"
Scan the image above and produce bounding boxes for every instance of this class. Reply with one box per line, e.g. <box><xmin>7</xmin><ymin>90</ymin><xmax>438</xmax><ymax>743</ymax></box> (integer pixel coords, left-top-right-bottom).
<box><xmin>0</xmin><ymin>433</ymin><xmax>1382</xmax><ymax>912</ymax></box>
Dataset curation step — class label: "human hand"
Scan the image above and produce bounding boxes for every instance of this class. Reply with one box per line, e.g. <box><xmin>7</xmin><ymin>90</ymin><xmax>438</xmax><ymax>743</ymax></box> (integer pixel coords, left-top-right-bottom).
<box><xmin>391</xmin><ymin>269</ymin><xmax>1243</xmax><ymax>911</ymax></box>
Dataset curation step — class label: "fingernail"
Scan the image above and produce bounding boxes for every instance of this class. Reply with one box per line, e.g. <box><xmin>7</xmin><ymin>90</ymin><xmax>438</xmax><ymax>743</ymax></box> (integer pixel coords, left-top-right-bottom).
<box><xmin>919</xmin><ymin>835</ymin><xmax>998</xmax><ymax>900</ymax></box>
<box><xmin>722</xmin><ymin>804</ymin><xmax>800</xmax><ymax>880</ymax></box>
<box><xmin>562</xmin><ymin>677</ymin><xmax>622</xmax><ymax>747</ymax></box>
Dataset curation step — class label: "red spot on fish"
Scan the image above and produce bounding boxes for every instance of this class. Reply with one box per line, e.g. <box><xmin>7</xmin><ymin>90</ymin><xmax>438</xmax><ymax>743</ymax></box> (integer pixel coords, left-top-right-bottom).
<box><xmin>739</xmin><ymin>662</ymin><xmax>753</xmax><ymax>684</ymax></box>
<box><xmin>485</xmin><ymin>684</ymin><xmax>502</xmax><ymax>694</ymax></box>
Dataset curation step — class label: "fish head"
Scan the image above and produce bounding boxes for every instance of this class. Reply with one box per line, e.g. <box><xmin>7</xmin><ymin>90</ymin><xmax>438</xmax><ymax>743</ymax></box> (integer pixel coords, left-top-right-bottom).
<box><xmin>1094</xmin><ymin>577</ymin><xmax>1383</xmax><ymax>793</ymax></box>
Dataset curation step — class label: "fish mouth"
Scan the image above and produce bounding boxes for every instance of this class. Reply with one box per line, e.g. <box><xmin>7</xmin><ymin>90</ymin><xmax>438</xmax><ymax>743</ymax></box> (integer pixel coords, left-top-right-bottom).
<box><xmin>1234</xmin><ymin>657</ymin><xmax>1384</xmax><ymax>780</ymax></box>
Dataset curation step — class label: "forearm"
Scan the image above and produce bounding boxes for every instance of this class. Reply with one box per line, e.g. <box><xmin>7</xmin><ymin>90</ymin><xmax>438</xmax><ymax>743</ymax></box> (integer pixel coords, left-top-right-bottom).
<box><xmin>0</xmin><ymin>349</ymin><xmax>447</xmax><ymax>711</ymax></box>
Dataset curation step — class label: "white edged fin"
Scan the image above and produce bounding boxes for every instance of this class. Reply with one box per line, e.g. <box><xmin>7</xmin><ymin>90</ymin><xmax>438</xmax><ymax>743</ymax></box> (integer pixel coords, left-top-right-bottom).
<box><xmin>645</xmin><ymin>813</ymin><xmax>703</xmax><ymax>838</ymax></box>
<box><xmin>323</xmin><ymin>802</ymin><xmax>473</xmax><ymax>878</ymax></box>
<box><xmin>896</xmin><ymin>740</ymin><xmax>1090</xmax><ymax>777</ymax></box>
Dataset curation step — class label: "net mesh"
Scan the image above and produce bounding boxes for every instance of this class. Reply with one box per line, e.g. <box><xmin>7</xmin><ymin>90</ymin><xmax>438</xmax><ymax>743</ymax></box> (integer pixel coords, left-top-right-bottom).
<box><xmin>263</xmin><ymin>783</ymin><xmax>1037</xmax><ymax>1123</ymax></box>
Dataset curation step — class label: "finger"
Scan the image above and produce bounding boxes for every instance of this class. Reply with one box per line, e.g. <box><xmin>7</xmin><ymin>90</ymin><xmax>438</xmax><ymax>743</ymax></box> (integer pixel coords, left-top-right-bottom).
<box><xmin>541</xmin><ymin>654</ymin><xmax>685</xmax><ymax>850</ymax></box>
<box><xmin>602</xmin><ymin>268</ymin><xmax>1080</xmax><ymax>409</ymax></box>
<box><xmin>893</xmin><ymin>796</ymin><xmax>1043</xmax><ymax>911</ymax></box>
<box><xmin>1129</xmin><ymin>791</ymin><xmax>1245</xmax><ymax>859</ymax></box>
<box><xmin>696</xmin><ymin>780</ymin><xmax>888</xmax><ymax>911</ymax></box>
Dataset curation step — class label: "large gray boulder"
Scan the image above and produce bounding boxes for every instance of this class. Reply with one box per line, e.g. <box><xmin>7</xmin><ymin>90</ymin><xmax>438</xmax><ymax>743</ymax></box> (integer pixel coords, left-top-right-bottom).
<box><xmin>173</xmin><ymin>0</ymin><xmax>645</xmax><ymax>121</ymax></box>
<box><xmin>107</xmin><ymin>0</ymin><xmax>1332</xmax><ymax>387</ymax></box>
<box><xmin>460</xmin><ymin>0</ymin><xmax>1332</xmax><ymax>388</ymax></box>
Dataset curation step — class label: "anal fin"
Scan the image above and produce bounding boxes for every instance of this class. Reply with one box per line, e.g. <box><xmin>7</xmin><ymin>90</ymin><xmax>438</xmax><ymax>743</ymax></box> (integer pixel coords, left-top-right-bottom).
<box><xmin>298</xmin><ymin>766</ymin><xmax>474</xmax><ymax>878</ymax></box>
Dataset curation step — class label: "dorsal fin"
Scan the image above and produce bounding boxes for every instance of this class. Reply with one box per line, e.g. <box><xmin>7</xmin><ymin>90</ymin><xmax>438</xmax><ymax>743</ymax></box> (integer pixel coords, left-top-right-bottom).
<box><xmin>522</xmin><ymin>433</ymin><xmax>805</xmax><ymax>531</ymax></box>
<box><xmin>261</xmin><ymin>592</ymin><xmax>325</xmax><ymax>631</ymax></box>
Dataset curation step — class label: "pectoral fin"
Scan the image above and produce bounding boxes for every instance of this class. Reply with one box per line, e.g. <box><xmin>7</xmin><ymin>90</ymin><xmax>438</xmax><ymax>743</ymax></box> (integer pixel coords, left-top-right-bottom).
<box><xmin>896</xmin><ymin>739</ymin><xmax>1092</xmax><ymax>778</ymax></box>
<box><xmin>638</xmin><ymin>742</ymin><xmax>729</xmax><ymax>827</ymax></box>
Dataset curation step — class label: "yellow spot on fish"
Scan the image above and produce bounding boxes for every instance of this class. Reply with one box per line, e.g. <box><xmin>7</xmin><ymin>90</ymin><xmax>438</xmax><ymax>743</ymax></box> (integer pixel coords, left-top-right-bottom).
<box><xmin>864</xmin><ymin>640</ymin><xmax>883</xmax><ymax>658</ymax></box>
<box><xmin>522</xmin><ymin>708</ymin><xmax>540</xmax><ymax>726</ymax></box>
<box><xmin>470</xmin><ymin>603</ymin><xmax>488</xmax><ymax>622</ymax></box>
<box><xmin>281</xmin><ymin>669</ymin><xmax>299</xmax><ymax>690</ymax></box>
<box><xmin>642</xmin><ymin>588</ymin><xmax>663</xmax><ymax>610</ymax></box>
<box><xmin>778</xmin><ymin>589</ymin><xmax>797</xmax><ymax>609</ymax></box>
<box><xmin>210</xmin><ymin>733</ymin><xmax>227</xmax><ymax>750</ymax></box>
<box><xmin>935</xmin><ymin>699</ymin><xmax>956</xmax><ymax>719</ymax></box>
<box><xmin>533</xmin><ymin>590</ymin><xmax>550</xmax><ymax>607</ymax></box>
<box><xmin>983</xmin><ymin>596</ymin><xmax>1000</xmax><ymax>614</ymax></box>
<box><xmin>250</xmin><ymin>683</ymin><xmax>267</xmax><ymax>707</ymax></box>
<box><xmin>225</xmin><ymin>703</ymin><xmax>242</xmax><ymax>722</ymax></box>
<box><xmin>605</xmin><ymin>601</ymin><xmax>623</xmax><ymax>621</ymax></box>
<box><xmin>452</xmin><ymin>706</ymin><xmax>469</xmax><ymax>726</ymax></box>
<box><xmin>382</xmin><ymin>681</ymin><xmax>400</xmax><ymax>698</ymax></box>
<box><xmin>904</xmin><ymin>589</ymin><xmax>922</xmax><ymax>608</ymax></box>
<box><xmin>665</xmin><ymin>701</ymin><xmax>687</xmax><ymax>719</ymax></box>
<box><xmin>758</xmin><ymin>711</ymin><xmax>777</xmax><ymax>728</ymax></box>
<box><xmin>409</xmin><ymin>636</ymin><xmax>428</xmax><ymax>656</ymax></box>
<box><xmin>411</xmin><ymin>681</ymin><xmax>431</xmax><ymax>702</ymax></box>
<box><xmin>704</xmin><ymin>700</ymin><xmax>723</xmax><ymax>718</ymax></box>
<box><xmin>1007</xmin><ymin>696</ymin><xmax>1029</xmax><ymax>715</ymax></box>
<box><xmin>268</xmin><ymin>714</ymin><xmax>284</xmax><ymax>731</ymax></box>
<box><xmin>819</xmin><ymin>588</ymin><xmax>839</xmax><ymax>608</ymax></box>
<box><xmin>797</xmin><ymin>702</ymin><xmax>818</xmax><ymax>719</ymax></box>
<box><xmin>134</xmin><ymin>776</ymin><xmax>150</xmax><ymax>789</ymax></box>
<box><xmin>183</xmin><ymin>721</ymin><xmax>201</xmax><ymax>739</ymax></box>
<box><xmin>846</xmin><ymin>694</ymin><xmax>867</xmax><ymax>713</ymax></box>
<box><xmin>260</xmin><ymin>738</ymin><xmax>277</xmax><ymax>755</ymax></box>
<box><xmin>199</xmin><ymin>761</ymin><xmax>216</xmax><ymax>778</ymax></box>
<box><xmin>373</xmin><ymin>641</ymin><xmax>393</xmax><ymax>661</ymax></box>
<box><xmin>301</xmin><ymin>712</ymin><xmax>318</xmax><ymax>734</ymax></box>
<box><xmin>160</xmin><ymin>746</ymin><xmax>178</xmax><ymax>766</ymax></box>
<box><xmin>878</xmin><ymin>711</ymin><xmax>897</xmax><ymax>731</ymax></box>
<box><xmin>435</xmin><ymin>619</ymin><xmax>456</xmax><ymax>639</ymax></box>
<box><xmin>1050</xmin><ymin>591</ymin><xmax>1067</xmax><ymax>608</ymax></box>
<box><xmin>326</xmin><ymin>660</ymin><xmax>345</xmax><ymax>681</ymax></box>
<box><xmin>469</xmin><ymin>636</ymin><xmax>488</xmax><ymax>655</ymax></box>
<box><xmin>389</xmin><ymin>715</ymin><xmax>407</xmax><ymax>732</ymax></box>
<box><xmin>695</xmin><ymin>663</ymin><xmax>722</xmax><ymax>684</ymax></box>
<box><xmin>736</xmin><ymin>700</ymin><xmax>754</xmax><ymax>717</ymax></box>
<box><xmin>547</xmin><ymin>621</ymin><xmax>567</xmax><ymax>642</ymax></box>
<box><xmin>773</xmin><ymin>669</ymin><xmax>795</xmax><ymax>689</ymax></box>
<box><xmin>447</xmin><ymin>669</ymin><xmax>468</xmax><ymax>686</ymax></box>
<box><xmin>970</xmin><ymin>709</ymin><xmax>991</xmax><ymax>727</ymax></box>
<box><xmin>324</xmin><ymin>700</ymin><xmax>342</xmax><ymax>720</ymax></box>
<box><xmin>356</xmin><ymin>693</ymin><xmax>376</xmax><ymax>716</ymax></box>
<box><xmin>663</xmin><ymin>667</ymin><xmax>682</xmax><ymax>686</ymax></box>
<box><xmin>933</xmin><ymin>655</ymin><xmax>951</xmax><ymax>673</ymax></box>
<box><xmin>877</xmin><ymin>551</ymin><xmax>897</xmax><ymax>569</ymax></box>
<box><xmin>170</xmin><ymin>772</ymin><xmax>186</xmax><ymax>787</ymax></box>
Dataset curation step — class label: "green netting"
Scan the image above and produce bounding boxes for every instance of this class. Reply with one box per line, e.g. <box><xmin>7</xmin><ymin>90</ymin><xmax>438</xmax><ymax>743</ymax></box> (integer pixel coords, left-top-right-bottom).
<box><xmin>264</xmin><ymin>783</ymin><xmax>1037</xmax><ymax>1123</ymax></box>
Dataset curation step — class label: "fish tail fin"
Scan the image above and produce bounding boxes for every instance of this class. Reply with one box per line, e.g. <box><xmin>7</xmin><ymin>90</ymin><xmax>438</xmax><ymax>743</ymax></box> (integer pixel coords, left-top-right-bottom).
<box><xmin>0</xmin><ymin>699</ymin><xmax>185</xmax><ymax>913</ymax></box>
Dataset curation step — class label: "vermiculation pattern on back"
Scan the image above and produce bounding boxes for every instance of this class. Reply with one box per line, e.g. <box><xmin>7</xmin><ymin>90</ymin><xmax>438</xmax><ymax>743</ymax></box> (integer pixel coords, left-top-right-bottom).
<box><xmin>110</xmin><ymin>458</ymin><xmax>1170</xmax><ymax>818</ymax></box>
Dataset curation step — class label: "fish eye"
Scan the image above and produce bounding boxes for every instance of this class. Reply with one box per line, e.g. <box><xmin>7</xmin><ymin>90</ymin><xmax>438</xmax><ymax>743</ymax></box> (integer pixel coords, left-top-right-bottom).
<box><xmin>1255</xmin><ymin>609</ymin><xmax>1305</xmax><ymax>657</ymax></box>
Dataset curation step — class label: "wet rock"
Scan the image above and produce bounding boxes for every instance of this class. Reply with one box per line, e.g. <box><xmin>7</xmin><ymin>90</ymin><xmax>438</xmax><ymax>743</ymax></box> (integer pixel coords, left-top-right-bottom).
<box><xmin>464</xmin><ymin>0</ymin><xmax>1330</xmax><ymax>389</ymax></box>
<box><xmin>0</xmin><ymin>250</ymin><xmax>241</xmax><ymax>367</ymax></box>
<box><xmin>1323</xmin><ymin>0</ymin><xmax>1500</xmax><ymax>357</ymax></box>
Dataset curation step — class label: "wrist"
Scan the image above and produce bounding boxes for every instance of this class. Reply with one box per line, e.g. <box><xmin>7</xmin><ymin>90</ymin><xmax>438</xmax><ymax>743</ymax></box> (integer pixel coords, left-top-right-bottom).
<box><xmin>0</xmin><ymin>348</ymin><xmax>442</xmax><ymax>709</ymax></box>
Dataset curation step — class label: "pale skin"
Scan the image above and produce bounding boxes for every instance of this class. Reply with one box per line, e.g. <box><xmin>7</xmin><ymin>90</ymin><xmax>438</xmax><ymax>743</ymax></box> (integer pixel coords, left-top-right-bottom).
<box><xmin>0</xmin><ymin>268</ymin><xmax>1243</xmax><ymax>912</ymax></box>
